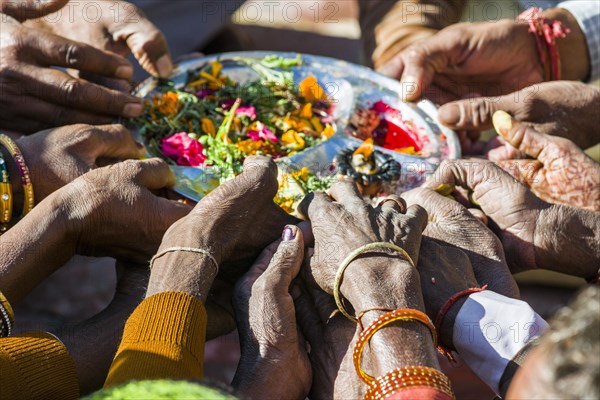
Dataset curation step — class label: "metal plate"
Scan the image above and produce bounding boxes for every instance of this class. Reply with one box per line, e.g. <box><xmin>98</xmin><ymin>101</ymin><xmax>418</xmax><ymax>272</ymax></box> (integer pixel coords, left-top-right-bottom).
<box><xmin>133</xmin><ymin>51</ymin><xmax>460</xmax><ymax>201</ymax></box>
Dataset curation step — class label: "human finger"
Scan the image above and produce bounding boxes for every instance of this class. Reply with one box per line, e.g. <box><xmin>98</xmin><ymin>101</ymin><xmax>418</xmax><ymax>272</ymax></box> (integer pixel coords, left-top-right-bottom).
<box><xmin>22</xmin><ymin>68</ymin><xmax>142</xmax><ymax>117</ymax></box>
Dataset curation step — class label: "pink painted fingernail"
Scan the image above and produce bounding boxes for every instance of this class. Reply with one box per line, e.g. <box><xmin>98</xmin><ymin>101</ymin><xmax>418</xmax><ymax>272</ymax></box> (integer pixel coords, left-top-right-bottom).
<box><xmin>282</xmin><ymin>225</ymin><xmax>295</xmax><ymax>241</ymax></box>
<box><xmin>123</xmin><ymin>102</ymin><xmax>143</xmax><ymax>118</ymax></box>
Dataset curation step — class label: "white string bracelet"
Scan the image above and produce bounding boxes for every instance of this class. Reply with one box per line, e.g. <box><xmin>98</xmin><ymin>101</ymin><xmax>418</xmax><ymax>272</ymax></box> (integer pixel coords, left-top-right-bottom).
<box><xmin>149</xmin><ymin>246</ymin><xmax>219</xmax><ymax>275</ymax></box>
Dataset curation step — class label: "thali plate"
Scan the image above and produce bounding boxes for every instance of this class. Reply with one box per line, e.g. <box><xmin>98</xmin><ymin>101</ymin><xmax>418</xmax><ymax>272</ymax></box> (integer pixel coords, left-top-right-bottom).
<box><xmin>133</xmin><ymin>51</ymin><xmax>460</xmax><ymax>201</ymax></box>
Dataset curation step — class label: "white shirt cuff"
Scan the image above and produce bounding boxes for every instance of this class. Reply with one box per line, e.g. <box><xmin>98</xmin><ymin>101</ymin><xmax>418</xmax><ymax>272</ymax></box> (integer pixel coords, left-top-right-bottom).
<box><xmin>452</xmin><ymin>291</ymin><xmax>549</xmax><ymax>394</ymax></box>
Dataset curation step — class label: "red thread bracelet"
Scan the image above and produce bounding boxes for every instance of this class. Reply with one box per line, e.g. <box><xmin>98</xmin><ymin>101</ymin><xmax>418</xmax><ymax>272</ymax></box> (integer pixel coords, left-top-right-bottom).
<box><xmin>517</xmin><ymin>7</ymin><xmax>570</xmax><ymax>81</ymax></box>
<box><xmin>434</xmin><ymin>285</ymin><xmax>488</xmax><ymax>360</ymax></box>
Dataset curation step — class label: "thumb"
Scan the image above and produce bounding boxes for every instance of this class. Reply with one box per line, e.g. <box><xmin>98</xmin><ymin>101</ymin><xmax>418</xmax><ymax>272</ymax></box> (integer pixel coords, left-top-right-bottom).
<box><xmin>1</xmin><ymin>0</ymin><xmax>68</xmax><ymax>20</ymax></box>
<box><xmin>262</xmin><ymin>226</ymin><xmax>305</xmax><ymax>292</ymax></box>
<box><xmin>108</xmin><ymin>5</ymin><xmax>172</xmax><ymax>77</ymax></box>
<box><xmin>438</xmin><ymin>94</ymin><xmax>515</xmax><ymax>131</ymax></box>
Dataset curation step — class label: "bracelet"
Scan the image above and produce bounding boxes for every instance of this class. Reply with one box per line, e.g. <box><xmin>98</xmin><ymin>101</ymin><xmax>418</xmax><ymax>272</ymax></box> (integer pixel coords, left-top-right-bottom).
<box><xmin>353</xmin><ymin>309</ymin><xmax>437</xmax><ymax>383</ymax></box>
<box><xmin>364</xmin><ymin>366</ymin><xmax>455</xmax><ymax>400</ymax></box>
<box><xmin>517</xmin><ymin>7</ymin><xmax>570</xmax><ymax>81</ymax></box>
<box><xmin>334</xmin><ymin>242</ymin><xmax>415</xmax><ymax>322</ymax></box>
<box><xmin>434</xmin><ymin>285</ymin><xmax>488</xmax><ymax>359</ymax></box>
<box><xmin>0</xmin><ymin>291</ymin><xmax>15</xmax><ymax>337</ymax></box>
<box><xmin>149</xmin><ymin>246</ymin><xmax>219</xmax><ymax>275</ymax></box>
<box><xmin>0</xmin><ymin>135</ymin><xmax>34</xmax><ymax>216</ymax></box>
<box><xmin>0</xmin><ymin>152</ymin><xmax>13</xmax><ymax>233</ymax></box>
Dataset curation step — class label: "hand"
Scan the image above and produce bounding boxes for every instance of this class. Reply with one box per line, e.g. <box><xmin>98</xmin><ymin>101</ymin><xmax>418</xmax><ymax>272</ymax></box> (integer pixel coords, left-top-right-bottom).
<box><xmin>425</xmin><ymin>159</ymin><xmax>548</xmax><ymax>274</ymax></box>
<box><xmin>53</xmin><ymin>158</ymin><xmax>190</xmax><ymax>262</ymax></box>
<box><xmin>0</xmin><ymin>14</ymin><xmax>143</xmax><ymax>133</ymax></box>
<box><xmin>380</xmin><ymin>20</ymin><xmax>544</xmax><ymax>103</ymax></box>
<box><xmin>25</xmin><ymin>0</ymin><xmax>172</xmax><ymax>78</ymax></box>
<box><xmin>414</xmin><ymin>238</ymin><xmax>478</xmax><ymax>349</ymax></box>
<box><xmin>294</xmin><ymin>274</ymin><xmax>363</xmax><ymax>400</ymax></box>
<box><xmin>489</xmin><ymin>111</ymin><xmax>600</xmax><ymax>212</ymax></box>
<box><xmin>150</xmin><ymin>156</ymin><xmax>298</xmax><ymax>283</ymax></box>
<box><xmin>437</xmin><ymin>81</ymin><xmax>600</xmax><ymax>150</ymax></box>
<box><xmin>403</xmin><ymin>187</ymin><xmax>519</xmax><ymax>298</ymax></box>
<box><xmin>1</xmin><ymin>0</ymin><xmax>68</xmax><ymax>20</ymax></box>
<box><xmin>299</xmin><ymin>178</ymin><xmax>428</xmax><ymax>296</ymax></box>
<box><xmin>232</xmin><ymin>226</ymin><xmax>311</xmax><ymax>400</ymax></box>
<box><xmin>8</xmin><ymin>124</ymin><xmax>145</xmax><ymax>206</ymax></box>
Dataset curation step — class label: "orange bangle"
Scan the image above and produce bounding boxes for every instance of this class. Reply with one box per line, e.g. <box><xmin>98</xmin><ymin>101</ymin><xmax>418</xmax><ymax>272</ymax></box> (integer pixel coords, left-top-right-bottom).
<box><xmin>0</xmin><ymin>135</ymin><xmax>34</xmax><ymax>217</ymax></box>
<box><xmin>364</xmin><ymin>366</ymin><xmax>455</xmax><ymax>400</ymax></box>
<box><xmin>353</xmin><ymin>309</ymin><xmax>437</xmax><ymax>383</ymax></box>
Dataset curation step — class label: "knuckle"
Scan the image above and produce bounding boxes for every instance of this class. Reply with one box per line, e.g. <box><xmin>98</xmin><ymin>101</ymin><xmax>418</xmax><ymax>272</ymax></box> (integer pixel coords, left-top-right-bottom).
<box><xmin>58</xmin><ymin>43</ymin><xmax>85</xmax><ymax>68</ymax></box>
<box><xmin>61</xmin><ymin>78</ymin><xmax>82</xmax><ymax>106</ymax></box>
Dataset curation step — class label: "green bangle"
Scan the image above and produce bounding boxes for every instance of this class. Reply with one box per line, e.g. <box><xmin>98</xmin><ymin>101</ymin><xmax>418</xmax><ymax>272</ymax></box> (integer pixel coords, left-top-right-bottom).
<box><xmin>333</xmin><ymin>242</ymin><xmax>415</xmax><ymax>322</ymax></box>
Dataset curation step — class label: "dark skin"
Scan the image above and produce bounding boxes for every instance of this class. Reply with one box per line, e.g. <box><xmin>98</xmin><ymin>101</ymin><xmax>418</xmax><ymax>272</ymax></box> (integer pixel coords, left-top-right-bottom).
<box><xmin>1</xmin><ymin>124</ymin><xmax>146</xmax><ymax>212</ymax></box>
<box><xmin>298</xmin><ymin>180</ymin><xmax>439</xmax><ymax>394</ymax></box>
<box><xmin>1</xmin><ymin>1</ymin><xmax>172</xmax><ymax>133</ymax></box>
<box><xmin>426</xmin><ymin>159</ymin><xmax>600</xmax><ymax>279</ymax></box>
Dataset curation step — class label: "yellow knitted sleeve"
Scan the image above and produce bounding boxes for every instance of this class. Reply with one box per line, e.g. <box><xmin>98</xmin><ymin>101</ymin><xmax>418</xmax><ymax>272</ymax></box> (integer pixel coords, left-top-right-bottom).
<box><xmin>104</xmin><ymin>292</ymin><xmax>207</xmax><ymax>388</ymax></box>
<box><xmin>0</xmin><ymin>332</ymin><xmax>79</xmax><ymax>400</ymax></box>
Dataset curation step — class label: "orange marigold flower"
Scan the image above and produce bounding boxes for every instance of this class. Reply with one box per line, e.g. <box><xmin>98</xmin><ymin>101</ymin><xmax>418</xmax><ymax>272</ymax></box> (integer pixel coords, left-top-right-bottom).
<box><xmin>299</xmin><ymin>75</ymin><xmax>327</xmax><ymax>103</ymax></box>
<box><xmin>152</xmin><ymin>91</ymin><xmax>180</xmax><ymax>116</ymax></box>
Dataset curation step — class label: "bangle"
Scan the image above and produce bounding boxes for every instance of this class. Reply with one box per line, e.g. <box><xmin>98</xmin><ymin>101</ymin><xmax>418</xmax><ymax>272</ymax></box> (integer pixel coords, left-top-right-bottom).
<box><xmin>434</xmin><ymin>285</ymin><xmax>487</xmax><ymax>360</ymax></box>
<box><xmin>517</xmin><ymin>7</ymin><xmax>570</xmax><ymax>81</ymax></box>
<box><xmin>0</xmin><ymin>291</ymin><xmax>15</xmax><ymax>337</ymax></box>
<box><xmin>334</xmin><ymin>242</ymin><xmax>415</xmax><ymax>322</ymax></box>
<box><xmin>0</xmin><ymin>135</ymin><xmax>34</xmax><ymax>216</ymax></box>
<box><xmin>364</xmin><ymin>366</ymin><xmax>455</xmax><ymax>400</ymax></box>
<box><xmin>353</xmin><ymin>308</ymin><xmax>437</xmax><ymax>383</ymax></box>
<box><xmin>150</xmin><ymin>246</ymin><xmax>219</xmax><ymax>275</ymax></box>
<box><xmin>0</xmin><ymin>152</ymin><xmax>13</xmax><ymax>233</ymax></box>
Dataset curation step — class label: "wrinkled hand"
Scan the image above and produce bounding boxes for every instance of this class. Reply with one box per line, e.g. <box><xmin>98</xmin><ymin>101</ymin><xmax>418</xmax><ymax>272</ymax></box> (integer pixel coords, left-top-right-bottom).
<box><xmin>425</xmin><ymin>159</ymin><xmax>549</xmax><ymax>273</ymax></box>
<box><xmin>403</xmin><ymin>187</ymin><xmax>519</xmax><ymax>297</ymax></box>
<box><xmin>0</xmin><ymin>14</ymin><xmax>143</xmax><ymax>133</ymax></box>
<box><xmin>53</xmin><ymin>158</ymin><xmax>189</xmax><ymax>262</ymax></box>
<box><xmin>155</xmin><ymin>156</ymin><xmax>297</xmax><ymax>280</ymax></box>
<box><xmin>380</xmin><ymin>21</ymin><xmax>543</xmax><ymax>103</ymax></box>
<box><xmin>232</xmin><ymin>226</ymin><xmax>311</xmax><ymax>400</ymax></box>
<box><xmin>26</xmin><ymin>0</ymin><xmax>172</xmax><ymax>78</ymax></box>
<box><xmin>294</xmin><ymin>271</ymin><xmax>363</xmax><ymax>400</ymax></box>
<box><xmin>0</xmin><ymin>0</ymin><xmax>68</xmax><ymax>20</ymax></box>
<box><xmin>14</xmin><ymin>124</ymin><xmax>144</xmax><ymax>203</ymax></box>
<box><xmin>414</xmin><ymin>238</ymin><xmax>478</xmax><ymax>349</ymax></box>
<box><xmin>438</xmin><ymin>81</ymin><xmax>600</xmax><ymax>150</ymax></box>
<box><xmin>488</xmin><ymin>111</ymin><xmax>600</xmax><ymax>212</ymax></box>
<box><xmin>299</xmin><ymin>178</ymin><xmax>427</xmax><ymax>294</ymax></box>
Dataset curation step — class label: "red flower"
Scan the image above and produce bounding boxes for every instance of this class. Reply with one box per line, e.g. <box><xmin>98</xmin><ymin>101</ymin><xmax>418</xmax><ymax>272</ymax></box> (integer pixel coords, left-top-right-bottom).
<box><xmin>161</xmin><ymin>132</ymin><xmax>206</xmax><ymax>166</ymax></box>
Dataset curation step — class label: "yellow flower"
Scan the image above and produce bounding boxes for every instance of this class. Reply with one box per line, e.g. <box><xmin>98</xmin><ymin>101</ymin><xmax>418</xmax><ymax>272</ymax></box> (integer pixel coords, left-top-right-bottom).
<box><xmin>299</xmin><ymin>103</ymin><xmax>312</xmax><ymax>119</ymax></box>
<box><xmin>395</xmin><ymin>146</ymin><xmax>418</xmax><ymax>155</ymax></box>
<box><xmin>201</xmin><ymin>118</ymin><xmax>216</xmax><ymax>136</ymax></box>
<box><xmin>152</xmin><ymin>92</ymin><xmax>179</xmax><ymax>116</ymax></box>
<box><xmin>292</xmin><ymin>167</ymin><xmax>310</xmax><ymax>182</ymax></box>
<box><xmin>188</xmin><ymin>61</ymin><xmax>225</xmax><ymax>89</ymax></box>
<box><xmin>282</xmin><ymin>130</ymin><xmax>305</xmax><ymax>150</ymax></box>
<box><xmin>299</xmin><ymin>75</ymin><xmax>327</xmax><ymax>103</ymax></box>
<box><xmin>321</xmin><ymin>124</ymin><xmax>335</xmax><ymax>139</ymax></box>
<box><xmin>310</xmin><ymin>116</ymin><xmax>324</xmax><ymax>134</ymax></box>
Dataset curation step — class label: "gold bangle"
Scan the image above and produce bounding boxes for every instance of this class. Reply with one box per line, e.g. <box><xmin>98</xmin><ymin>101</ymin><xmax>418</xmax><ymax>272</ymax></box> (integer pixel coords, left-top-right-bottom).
<box><xmin>0</xmin><ymin>135</ymin><xmax>34</xmax><ymax>216</ymax></box>
<box><xmin>364</xmin><ymin>366</ymin><xmax>455</xmax><ymax>400</ymax></box>
<box><xmin>352</xmin><ymin>309</ymin><xmax>437</xmax><ymax>384</ymax></box>
<box><xmin>334</xmin><ymin>242</ymin><xmax>415</xmax><ymax>322</ymax></box>
<box><xmin>0</xmin><ymin>290</ymin><xmax>15</xmax><ymax>337</ymax></box>
<box><xmin>0</xmin><ymin>151</ymin><xmax>13</xmax><ymax>232</ymax></box>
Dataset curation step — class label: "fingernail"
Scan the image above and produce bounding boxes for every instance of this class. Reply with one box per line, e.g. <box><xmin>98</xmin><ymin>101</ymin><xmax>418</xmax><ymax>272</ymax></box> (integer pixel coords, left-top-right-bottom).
<box><xmin>492</xmin><ymin>110</ymin><xmax>513</xmax><ymax>136</ymax></box>
<box><xmin>115</xmin><ymin>65</ymin><xmax>133</xmax><ymax>79</ymax></box>
<box><xmin>434</xmin><ymin>183</ymin><xmax>454</xmax><ymax>196</ymax></box>
<box><xmin>123</xmin><ymin>102</ymin><xmax>143</xmax><ymax>118</ymax></box>
<box><xmin>400</xmin><ymin>75</ymin><xmax>418</xmax><ymax>101</ymax></box>
<box><xmin>282</xmin><ymin>225</ymin><xmax>296</xmax><ymax>241</ymax></box>
<box><xmin>155</xmin><ymin>55</ymin><xmax>173</xmax><ymax>78</ymax></box>
<box><xmin>438</xmin><ymin>104</ymin><xmax>461</xmax><ymax>126</ymax></box>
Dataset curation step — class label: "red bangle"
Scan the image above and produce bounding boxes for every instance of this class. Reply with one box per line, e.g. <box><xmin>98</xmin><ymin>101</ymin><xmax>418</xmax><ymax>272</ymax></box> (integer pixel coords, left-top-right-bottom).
<box><xmin>517</xmin><ymin>7</ymin><xmax>570</xmax><ymax>81</ymax></box>
<box><xmin>434</xmin><ymin>285</ymin><xmax>488</xmax><ymax>358</ymax></box>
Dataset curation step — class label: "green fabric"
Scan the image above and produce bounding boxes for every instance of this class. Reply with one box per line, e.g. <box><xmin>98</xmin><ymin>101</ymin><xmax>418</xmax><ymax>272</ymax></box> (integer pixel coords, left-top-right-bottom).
<box><xmin>84</xmin><ymin>379</ymin><xmax>237</xmax><ymax>400</ymax></box>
